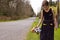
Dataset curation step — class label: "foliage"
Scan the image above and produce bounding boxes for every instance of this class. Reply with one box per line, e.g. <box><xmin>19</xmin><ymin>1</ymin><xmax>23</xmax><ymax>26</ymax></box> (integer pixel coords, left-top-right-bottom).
<box><xmin>0</xmin><ymin>0</ymin><xmax>35</xmax><ymax>20</ymax></box>
<box><xmin>50</xmin><ymin>6</ymin><xmax>57</xmax><ymax>15</ymax></box>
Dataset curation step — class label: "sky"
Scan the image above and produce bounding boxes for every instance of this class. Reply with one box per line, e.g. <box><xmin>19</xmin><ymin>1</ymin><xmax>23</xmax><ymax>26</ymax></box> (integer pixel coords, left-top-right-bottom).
<box><xmin>29</xmin><ymin>0</ymin><xmax>57</xmax><ymax>15</ymax></box>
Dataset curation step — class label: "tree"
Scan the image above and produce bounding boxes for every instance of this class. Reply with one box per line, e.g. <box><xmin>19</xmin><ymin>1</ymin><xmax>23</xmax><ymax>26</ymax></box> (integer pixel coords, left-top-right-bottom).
<box><xmin>49</xmin><ymin>0</ymin><xmax>52</xmax><ymax>6</ymax></box>
<box><xmin>0</xmin><ymin>0</ymin><xmax>35</xmax><ymax>20</ymax></box>
<box><xmin>57</xmin><ymin>0</ymin><xmax>60</xmax><ymax>24</ymax></box>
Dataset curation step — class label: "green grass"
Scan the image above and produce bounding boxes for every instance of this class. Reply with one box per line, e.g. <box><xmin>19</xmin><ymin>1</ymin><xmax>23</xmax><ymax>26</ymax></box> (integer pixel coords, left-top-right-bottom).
<box><xmin>54</xmin><ymin>28</ymin><xmax>60</xmax><ymax>40</ymax></box>
<box><xmin>26</xmin><ymin>17</ymin><xmax>60</xmax><ymax>40</ymax></box>
<box><xmin>0</xmin><ymin>20</ymin><xmax>18</xmax><ymax>22</ymax></box>
<box><xmin>26</xmin><ymin>17</ymin><xmax>40</xmax><ymax>40</ymax></box>
<box><xmin>0</xmin><ymin>17</ymin><xmax>31</xmax><ymax>22</ymax></box>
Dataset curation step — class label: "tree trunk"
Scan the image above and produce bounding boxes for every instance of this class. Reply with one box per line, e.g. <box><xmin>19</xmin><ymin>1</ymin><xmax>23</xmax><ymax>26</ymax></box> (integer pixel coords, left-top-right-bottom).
<box><xmin>49</xmin><ymin>0</ymin><xmax>52</xmax><ymax>6</ymax></box>
<box><xmin>57</xmin><ymin>0</ymin><xmax>60</xmax><ymax>27</ymax></box>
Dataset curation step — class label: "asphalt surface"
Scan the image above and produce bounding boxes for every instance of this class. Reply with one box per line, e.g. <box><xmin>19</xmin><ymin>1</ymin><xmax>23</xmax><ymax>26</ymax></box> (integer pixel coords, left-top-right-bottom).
<box><xmin>0</xmin><ymin>17</ymin><xmax>36</xmax><ymax>40</ymax></box>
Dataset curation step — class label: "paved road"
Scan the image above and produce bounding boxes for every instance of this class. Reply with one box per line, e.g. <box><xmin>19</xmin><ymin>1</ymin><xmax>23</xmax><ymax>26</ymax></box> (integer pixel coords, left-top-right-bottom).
<box><xmin>0</xmin><ymin>17</ymin><xmax>36</xmax><ymax>40</ymax></box>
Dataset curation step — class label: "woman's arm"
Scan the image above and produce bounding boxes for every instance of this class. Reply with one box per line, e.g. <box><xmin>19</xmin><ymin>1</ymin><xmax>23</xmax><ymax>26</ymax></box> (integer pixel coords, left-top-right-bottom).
<box><xmin>31</xmin><ymin>10</ymin><xmax>43</xmax><ymax>32</ymax></box>
<box><xmin>52</xmin><ymin>9</ymin><xmax>58</xmax><ymax>29</ymax></box>
<box><xmin>36</xmin><ymin>10</ymin><xmax>43</xmax><ymax>27</ymax></box>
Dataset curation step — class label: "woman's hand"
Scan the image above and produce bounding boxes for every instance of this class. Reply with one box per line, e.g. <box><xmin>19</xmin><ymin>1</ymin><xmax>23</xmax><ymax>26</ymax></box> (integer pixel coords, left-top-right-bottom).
<box><xmin>55</xmin><ymin>23</ymin><xmax>58</xmax><ymax>31</ymax></box>
<box><xmin>31</xmin><ymin>27</ymin><xmax>35</xmax><ymax>32</ymax></box>
<box><xmin>31</xmin><ymin>26</ymin><xmax>38</xmax><ymax>32</ymax></box>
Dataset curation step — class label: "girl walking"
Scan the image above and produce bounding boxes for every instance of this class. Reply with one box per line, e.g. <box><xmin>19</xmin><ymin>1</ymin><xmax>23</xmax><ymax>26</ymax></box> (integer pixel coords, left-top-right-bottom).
<box><xmin>32</xmin><ymin>1</ymin><xmax>58</xmax><ymax>40</ymax></box>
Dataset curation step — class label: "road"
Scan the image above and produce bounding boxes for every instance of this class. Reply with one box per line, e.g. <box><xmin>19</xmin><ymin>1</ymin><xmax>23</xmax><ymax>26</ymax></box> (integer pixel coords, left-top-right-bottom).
<box><xmin>0</xmin><ymin>17</ymin><xmax>36</xmax><ymax>40</ymax></box>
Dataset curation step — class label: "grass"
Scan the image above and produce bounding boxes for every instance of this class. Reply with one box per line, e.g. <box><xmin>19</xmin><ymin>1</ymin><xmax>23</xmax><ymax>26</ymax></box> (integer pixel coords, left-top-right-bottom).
<box><xmin>0</xmin><ymin>20</ymin><xmax>19</xmax><ymax>22</ymax></box>
<box><xmin>54</xmin><ymin>28</ymin><xmax>60</xmax><ymax>40</ymax></box>
<box><xmin>26</xmin><ymin>17</ymin><xmax>60</xmax><ymax>40</ymax></box>
<box><xmin>0</xmin><ymin>17</ymin><xmax>31</xmax><ymax>22</ymax></box>
<box><xmin>26</xmin><ymin>17</ymin><xmax>40</xmax><ymax>40</ymax></box>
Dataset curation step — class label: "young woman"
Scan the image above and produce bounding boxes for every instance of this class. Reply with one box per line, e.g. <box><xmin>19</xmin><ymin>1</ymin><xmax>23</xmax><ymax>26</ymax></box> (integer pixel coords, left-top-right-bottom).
<box><xmin>32</xmin><ymin>1</ymin><xmax>58</xmax><ymax>40</ymax></box>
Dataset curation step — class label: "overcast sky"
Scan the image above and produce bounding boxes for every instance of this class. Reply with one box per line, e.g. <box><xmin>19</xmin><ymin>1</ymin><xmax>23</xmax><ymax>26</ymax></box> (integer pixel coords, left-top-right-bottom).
<box><xmin>29</xmin><ymin>0</ymin><xmax>57</xmax><ymax>15</ymax></box>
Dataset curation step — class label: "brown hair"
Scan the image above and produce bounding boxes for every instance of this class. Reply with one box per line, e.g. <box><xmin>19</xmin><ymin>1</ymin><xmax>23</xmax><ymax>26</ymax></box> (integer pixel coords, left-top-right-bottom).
<box><xmin>42</xmin><ymin>1</ymin><xmax>49</xmax><ymax>6</ymax></box>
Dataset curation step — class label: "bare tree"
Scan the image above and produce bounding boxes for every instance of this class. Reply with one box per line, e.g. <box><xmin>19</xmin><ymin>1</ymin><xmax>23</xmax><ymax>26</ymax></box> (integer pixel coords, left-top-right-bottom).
<box><xmin>0</xmin><ymin>0</ymin><xmax>35</xmax><ymax>20</ymax></box>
